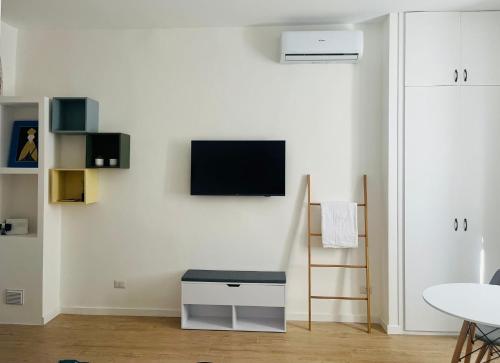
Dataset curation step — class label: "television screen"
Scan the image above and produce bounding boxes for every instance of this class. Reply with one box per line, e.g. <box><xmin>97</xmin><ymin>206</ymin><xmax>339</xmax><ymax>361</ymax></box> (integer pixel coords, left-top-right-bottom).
<box><xmin>190</xmin><ymin>140</ymin><xmax>285</xmax><ymax>196</ymax></box>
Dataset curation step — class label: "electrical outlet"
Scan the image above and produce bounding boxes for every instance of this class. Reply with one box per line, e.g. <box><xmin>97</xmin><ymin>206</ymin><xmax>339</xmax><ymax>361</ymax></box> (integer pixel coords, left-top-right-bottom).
<box><xmin>114</xmin><ymin>280</ymin><xmax>126</xmax><ymax>289</ymax></box>
<box><xmin>360</xmin><ymin>286</ymin><xmax>367</xmax><ymax>295</ymax></box>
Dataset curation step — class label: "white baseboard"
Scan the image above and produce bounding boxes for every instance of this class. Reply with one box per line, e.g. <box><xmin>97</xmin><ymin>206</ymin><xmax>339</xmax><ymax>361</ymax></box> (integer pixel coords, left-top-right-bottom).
<box><xmin>286</xmin><ymin>312</ymin><xmax>380</xmax><ymax>325</ymax></box>
<box><xmin>401</xmin><ymin>329</ymin><xmax>458</xmax><ymax>336</ymax></box>
<box><xmin>54</xmin><ymin>307</ymin><xmax>459</xmax><ymax>337</ymax></box>
<box><xmin>0</xmin><ymin>319</ymin><xmax>43</xmax><ymax>325</ymax></box>
<box><xmin>61</xmin><ymin>307</ymin><xmax>380</xmax><ymax>326</ymax></box>
<box><xmin>378</xmin><ymin>317</ymin><xmax>456</xmax><ymax>336</ymax></box>
<box><xmin>379</xmin><ymin>317</ymin><xmax>404</xmax><ymax>334</ymax></box>
<box><xmin>42</xmin><ymin>307</ymin><xmax>61</xmax><ymax>325</ymax></box>
<box><xmin>61</xmin><ymin>306</ymin><xmax>180</xmax><ymax>317</ymax></box>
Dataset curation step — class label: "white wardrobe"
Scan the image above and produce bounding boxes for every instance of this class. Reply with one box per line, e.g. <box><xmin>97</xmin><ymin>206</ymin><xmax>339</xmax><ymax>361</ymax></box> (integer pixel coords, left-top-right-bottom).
<box><xmin>404</xmin><ymin>11</ymin><xmax>500</xmax><ymax>332</ymax></box>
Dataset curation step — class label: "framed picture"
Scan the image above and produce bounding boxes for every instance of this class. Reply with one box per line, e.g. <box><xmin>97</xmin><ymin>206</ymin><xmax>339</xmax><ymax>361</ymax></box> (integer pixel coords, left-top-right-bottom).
<box><xmin>8</xmin><ymin>121</ymin><xmax>39</xmax><ymax>168</ymax></box>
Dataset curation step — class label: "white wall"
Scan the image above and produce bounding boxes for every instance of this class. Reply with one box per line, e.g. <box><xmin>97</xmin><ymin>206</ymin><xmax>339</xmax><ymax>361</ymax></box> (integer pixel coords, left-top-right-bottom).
<box><xmin>380</xmin><ymin>15</ymin><xmax>390</xmax><ymax>329</ymax></box>
<box><xmin>380</xmin><ymin>13</ymin><xmax>402</xmax><ymax>333</ymax></box>
<box><xmin>0</xmin><ymin>21</ymin><xmax>17</xmax><ymax>95</ymax></box>
<box><xmin>15</xmin><ymin>23</ymin><xmax>387</xmax><ymax>322</ymax></box>
<box><xmin>0</xmin><ymin>98</ymin><xmax>56</xmax><ymax>325</ymax></box>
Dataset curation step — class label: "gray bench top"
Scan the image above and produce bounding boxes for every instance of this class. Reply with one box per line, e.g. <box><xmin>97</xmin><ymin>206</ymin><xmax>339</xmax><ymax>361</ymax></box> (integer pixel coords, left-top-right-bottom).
<box><xmin>182</xmin><ymin>269</ymin><xmax>286</xmax><ymax>284</ymax></box>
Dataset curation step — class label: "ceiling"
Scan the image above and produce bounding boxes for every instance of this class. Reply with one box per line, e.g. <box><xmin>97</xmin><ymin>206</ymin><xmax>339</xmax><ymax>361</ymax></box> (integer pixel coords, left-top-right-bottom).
<box><xmin>3</xmin><ymin>0</ymin><xmax>500</xmax><ymax>29</ymax></box>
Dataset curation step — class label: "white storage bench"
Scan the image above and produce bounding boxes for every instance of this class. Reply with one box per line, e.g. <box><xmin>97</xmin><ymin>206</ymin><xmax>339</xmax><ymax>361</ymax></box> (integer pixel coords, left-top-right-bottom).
<box><xmin>181</xmin><ymin>269</ymin><xmax>286</xmax><ymax>332</ymax></box>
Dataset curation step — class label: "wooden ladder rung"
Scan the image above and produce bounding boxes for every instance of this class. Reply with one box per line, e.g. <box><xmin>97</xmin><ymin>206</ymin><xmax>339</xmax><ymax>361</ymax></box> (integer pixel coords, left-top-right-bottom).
<box><xmin>310</xmin><ymin>264</ymin><xmax>367</xmax><ymax>269</ymax></box>
<box><xmin>311</xmin><ymin>295</ymin><xmax>368</xmax><ymax>301</ymax></box>
<box><xmin>310</xmin><ymin>233</ymin><xmax>366</xmax><ymax>238</ymax></box>
<box><xmin>309</xmin><ymin>202</ymin><xmax>366</xmax><ymax>207</ymax></box>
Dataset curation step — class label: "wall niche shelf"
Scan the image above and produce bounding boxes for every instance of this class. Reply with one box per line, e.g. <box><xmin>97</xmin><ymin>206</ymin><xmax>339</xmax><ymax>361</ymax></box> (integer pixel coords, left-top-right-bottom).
<box><xmin>50</xmin><ymin>168</ymin><xmax>98</xmax><ymax>205</ymax></box>
<box><xmin>0</xmin><ymin>173</ymin><xmax>39</xmax><ymax>236</ymax></box>
<box><xmin>51</xmin><ymin>97</ymin><xmax>99</xmax><ymax>134</ymax></box>
<box><xmin>0</xmin><ymin>99</ymin><xmax>39</xmax><ymax>168</ymax></box>
<box><xmin>0</xmin><ymin>167</ymin><xmax>39</xmax><ymax>175</ymax></box>
<box><xmin>0</xmin><ymin>96</ymin><xmax>62</xmax><ymax>325</ymax></box>
<box><xmin>86</xmin><ymin>133</ymin><xmax>130</xmax><ymax>169</ymax></box>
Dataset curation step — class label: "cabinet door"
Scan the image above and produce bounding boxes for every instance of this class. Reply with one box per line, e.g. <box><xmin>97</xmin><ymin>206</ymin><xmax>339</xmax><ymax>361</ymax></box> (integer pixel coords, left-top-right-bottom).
<box><xmin>461</xmin><ymin>87</ymin><xmax>500</xmax><ymax>283</ymax></box>
<box><xmin>404</xmin><ymin>86</ymin><xmax>463</xmax><ymax>332</ymax></box>
<box><xmin>405</xmin><ymin>12</ymin><xmax>461</xmax><ymax>86</ymax></box>
<box><xmin>455</xmin><ymin>87</ymin><xmax>484</xmax><ymax>284</ymax></box>
<box><xmin>461</xmin><ymin>12</ymin><xmax>500</xmax><ymax>86</ymax></box>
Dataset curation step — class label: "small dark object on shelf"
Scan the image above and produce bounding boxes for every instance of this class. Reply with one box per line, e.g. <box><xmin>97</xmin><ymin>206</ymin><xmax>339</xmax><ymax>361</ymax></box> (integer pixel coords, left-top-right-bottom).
<box><xmin>0</xmin><ymin>223</ymin><xmax>12</xmax><ymax>235</ymax></box>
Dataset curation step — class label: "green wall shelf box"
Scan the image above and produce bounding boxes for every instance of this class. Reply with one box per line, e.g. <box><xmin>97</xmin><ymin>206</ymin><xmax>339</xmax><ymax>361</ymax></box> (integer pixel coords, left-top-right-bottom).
<box><xmin>86</xmin><ymin>133</ymin><xmax>130</xmax><ymax>169</ymax></box>
<box><xmin>51</xmin><ymin>97</ymin><xmax>99</xmax><ymax>134</ymax></box>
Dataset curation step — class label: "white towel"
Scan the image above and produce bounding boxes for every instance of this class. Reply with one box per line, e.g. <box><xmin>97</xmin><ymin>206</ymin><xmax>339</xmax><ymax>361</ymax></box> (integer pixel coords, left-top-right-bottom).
<box><xmin>320</xmin><ymin>201</ymin><xmax>358</xmax><ymax>248</ymax></box>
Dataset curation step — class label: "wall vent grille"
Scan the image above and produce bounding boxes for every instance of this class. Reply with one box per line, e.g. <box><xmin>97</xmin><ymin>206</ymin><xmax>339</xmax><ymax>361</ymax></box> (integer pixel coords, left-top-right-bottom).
<box><xmin>5</xmin><ymin>289</ymin><xmax>24</xmax><ymax>305</ymax></box>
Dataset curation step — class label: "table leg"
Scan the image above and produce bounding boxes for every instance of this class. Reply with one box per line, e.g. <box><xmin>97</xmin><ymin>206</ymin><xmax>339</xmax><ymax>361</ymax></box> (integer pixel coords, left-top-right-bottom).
<box><xmin>452</xmin><ymin>321</ymin><xmax>471</xmax><ymax>363</ymax></box>
<box><xmin>465</xmin><ymin>323</ymin><xmax>476</xmax><ymax>363</ymax></box>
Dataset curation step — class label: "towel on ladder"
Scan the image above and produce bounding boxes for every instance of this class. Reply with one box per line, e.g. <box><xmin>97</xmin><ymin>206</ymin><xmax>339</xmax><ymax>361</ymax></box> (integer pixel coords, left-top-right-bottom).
<box><xmin>320</xmin><ymin>201</ymin><xmax>358</xmax><ymax>248</ymax></box>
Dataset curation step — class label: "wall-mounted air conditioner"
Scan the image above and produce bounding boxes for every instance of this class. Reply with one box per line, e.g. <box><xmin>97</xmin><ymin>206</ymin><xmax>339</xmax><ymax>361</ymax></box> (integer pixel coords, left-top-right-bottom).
<box><xmin>280</xmin><ymin>31</ymin><xmax>363</xmax><ymax>64</ymax></box>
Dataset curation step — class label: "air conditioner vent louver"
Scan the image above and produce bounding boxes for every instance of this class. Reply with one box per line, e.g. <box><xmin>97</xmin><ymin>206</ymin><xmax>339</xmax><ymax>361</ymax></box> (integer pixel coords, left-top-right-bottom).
<box><xmin>285</xmin><ymin>53</ymin><xmax>358</xmax><ymax>56</ymax></box>
<box><xmin>5</xmin><ymin>289</ymin><xmax>24</xmax><ymax>305</ymax></box>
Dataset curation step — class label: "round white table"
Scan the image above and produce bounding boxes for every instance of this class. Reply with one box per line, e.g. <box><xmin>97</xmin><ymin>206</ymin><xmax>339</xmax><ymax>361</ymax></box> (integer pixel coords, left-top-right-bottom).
<box><xmin>423</xmin><ymin>283</ymin><xmax>500</xmax><ymax>363</ymax></box>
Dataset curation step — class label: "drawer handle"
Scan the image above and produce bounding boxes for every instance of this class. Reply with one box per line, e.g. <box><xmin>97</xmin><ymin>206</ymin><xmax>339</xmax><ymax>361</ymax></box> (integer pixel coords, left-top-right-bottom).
<box><xmin>227</xmin><ymin>284</ymin><xmax>240</xmax><ymax>287</ymax></box>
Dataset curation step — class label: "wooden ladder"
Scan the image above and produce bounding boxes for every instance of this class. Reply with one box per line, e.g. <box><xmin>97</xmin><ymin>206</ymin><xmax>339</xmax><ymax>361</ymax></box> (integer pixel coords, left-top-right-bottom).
<box><xmin>307</xmin><ymin>174</ymin><xmax>372</xmax><ymax>333</ymax></box>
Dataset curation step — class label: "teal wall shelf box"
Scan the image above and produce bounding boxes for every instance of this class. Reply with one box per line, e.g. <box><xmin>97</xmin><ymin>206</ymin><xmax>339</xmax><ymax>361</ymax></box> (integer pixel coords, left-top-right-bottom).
<box><xmin>51</xmin><ymin>97</ymin><xmax>99</xmax><ymax>134</ymax></box>
<box><xmin>86</xmin><ymin>133</ymin><xmax>130</xmax><ymax>169</ymax></box>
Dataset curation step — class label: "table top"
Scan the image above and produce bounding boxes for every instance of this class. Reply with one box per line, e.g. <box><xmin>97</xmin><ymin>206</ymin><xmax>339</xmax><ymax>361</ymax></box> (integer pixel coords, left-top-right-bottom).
<box><xmin>181</xmin><ymin>269</ymin><xmax>286</xmax><ymax>284</ymax></box>
<box><xmin>423</xmin><ymin>283</ymin><xmax>500</xmax><ymax>328</ymax></box>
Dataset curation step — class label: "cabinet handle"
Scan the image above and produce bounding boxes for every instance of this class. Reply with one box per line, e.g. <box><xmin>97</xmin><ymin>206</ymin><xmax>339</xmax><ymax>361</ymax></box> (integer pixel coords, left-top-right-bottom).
<box><xmin>454</xmin><ymin>218</ymin><xmax>458</xmax><ymax>231</ymax></box>
<box><xmin>454</xmin><ymin>69</ymin><xmax>458</xmax><ymax>83</ymax></box>
<box><xmin>464</xmin><ymin>218</ymin><xmax>468</xmax><ymax>232</ymax></box>
<box><xmin>227</xmin><ymin>284</ymin><xmax>240</xmax><ymax>287</ymax></box>
<box><xmin>464</xmin><ymin>69</ymin><xmax>468</xmax><ymax>82</ymax></box>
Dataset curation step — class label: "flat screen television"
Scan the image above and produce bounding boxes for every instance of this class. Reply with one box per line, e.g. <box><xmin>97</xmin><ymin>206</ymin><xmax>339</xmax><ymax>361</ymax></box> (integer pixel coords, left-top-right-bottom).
<box><xmin>190</xmin><ymin>140</ymin><xmax>285</xmax><ymax>196</ymax></box>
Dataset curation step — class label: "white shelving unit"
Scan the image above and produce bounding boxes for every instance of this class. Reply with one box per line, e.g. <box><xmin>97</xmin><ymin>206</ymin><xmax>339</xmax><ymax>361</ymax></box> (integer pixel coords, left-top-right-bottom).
<box><xmin>0</xmin><ymin>173</ymin><xmax>39</xmax><ymax>236</ymax></box>
<box><xmin>0</xmin><ymin>97</ymin><xmax>61</xmax><ymax>325</ymax></box>
<box><xmin>0</xmin><ymin>167</ymin><xmax>40</xmax><ymax>175</ymax></box>
<box><xmin>181</xmin><ymin>270</ymin><xmax>286</xmax><ymax>333</ymax></box>
<box><xmin>182</xmin><ymin>304</ymin><xmax>234</xmax><ymax>331</ymax></box>
<box><xmin>182</xmin><ymin>304</ymin><xmax>285</xmax><ymax>332</ymax></box>
<box><xmin>234</xmin><ymin>306</ymin><xmax>285</xmax><ymax>332</ymax></box>
<box><xmin>0</xmin><ymin>233</ymin><xmax>38</xmax><ymax>240</ymax></box>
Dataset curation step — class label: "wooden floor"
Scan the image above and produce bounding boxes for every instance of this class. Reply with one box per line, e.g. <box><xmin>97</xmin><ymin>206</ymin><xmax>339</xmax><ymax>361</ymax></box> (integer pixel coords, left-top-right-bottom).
<box><xmin>0</xmin><ymin>315</ymin><xmax>457</xmax><ymax>363</ymax></box>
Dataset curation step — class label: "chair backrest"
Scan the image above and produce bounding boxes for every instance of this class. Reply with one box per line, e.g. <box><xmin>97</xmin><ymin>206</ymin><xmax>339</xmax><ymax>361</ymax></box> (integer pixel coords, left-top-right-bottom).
<box><xmin>490</xmin><ymin>270</ymin><xmax>500</xmax><ymax>286</ymax></box>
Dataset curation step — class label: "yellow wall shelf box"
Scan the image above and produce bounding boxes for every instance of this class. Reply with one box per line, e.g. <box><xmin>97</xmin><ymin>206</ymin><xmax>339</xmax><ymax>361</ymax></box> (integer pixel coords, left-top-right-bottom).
<box><xmin>50</xmin><ymin>168</ymin><xmax>98</xmax><ymax>205</ymax></box>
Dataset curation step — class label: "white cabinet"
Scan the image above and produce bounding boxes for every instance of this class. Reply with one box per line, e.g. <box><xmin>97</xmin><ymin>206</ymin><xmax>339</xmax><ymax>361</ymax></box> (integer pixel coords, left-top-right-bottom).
<box><xmin>404</xmin><ymin>11</ymin><xmax>500</xmax><ymax>332</ymax></box>
<box><xmin>405</xmin><ymin>12</ymin><xmax>461</xmax><ymax>86</ymax></box>
<box><xmin>182</xmin><ymin>282</ymin><xmax>285</xmax><ymax>307</ymax></box>
<box><xmin>462</xmin><ymin>87</ymin><xmax>500</xmax><ymax>283</ymax></box>
<box><xmin>404</xmin><ymin>87</ymin><xmax>486</xmax><ymax>332</ymax></box>
<box><xmin>405</xmin><ymin>11</ymin><xmax>500</xmax><ymax>87</ymax></box>
<box><xmin>180</xmin><ymin>270</ymin><xmax>286</xmax><ymax>333</ymax></box>
<box><xmin>457</xmin><ymin>87</ymin><xmax>485</xmax><ymax>287</ymax></box>
<box><xmin>181</xmin><ymin>282</ymin><xmax>286</xmax><ymax>332</ymax></box>
<box><xmin>405</xmin><ymin>87</ymin><xmax>467</xmax><ymax>332</ymax></box>
<box><xmin>461</xmin><ymin>12</ymin><xmax>500</xmax><ymax>85</ymax></box>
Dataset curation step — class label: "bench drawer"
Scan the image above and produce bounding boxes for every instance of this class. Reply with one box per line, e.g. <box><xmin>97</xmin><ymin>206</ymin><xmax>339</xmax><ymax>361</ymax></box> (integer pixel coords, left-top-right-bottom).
<box><xmin>182</xmin><ymin>282</ymin><xmax>285</xmax><ymax>307</ymax></box>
